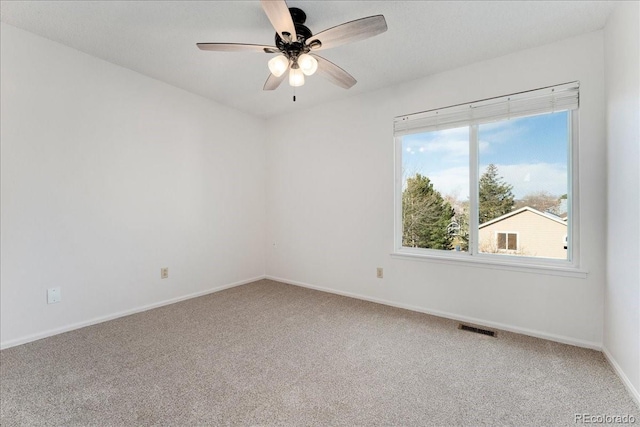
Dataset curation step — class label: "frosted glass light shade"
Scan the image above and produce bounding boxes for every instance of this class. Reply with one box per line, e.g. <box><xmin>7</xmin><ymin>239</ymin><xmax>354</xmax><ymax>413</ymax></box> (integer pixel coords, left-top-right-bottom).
<box><xmin>298</xmin><ymin>54</ymin><xmax>318</xmax><ymax>76</ymax></box>
<box><xmin>289</xmin><ymin>67</ymin><xmax>305</xmax><ymax>87</ymax></box>
<box><xmin>268</xmin><ymin>55</ymin><xmax>289</xmax><ymax>77</ymax></box>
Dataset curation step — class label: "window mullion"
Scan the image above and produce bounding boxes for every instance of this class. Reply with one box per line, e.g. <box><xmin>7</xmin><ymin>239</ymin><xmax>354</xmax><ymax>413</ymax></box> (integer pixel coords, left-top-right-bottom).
<box><xmin>469</xmin><ymin>124</ymin><xmax>479</xmax><ymax>256</ymax></box>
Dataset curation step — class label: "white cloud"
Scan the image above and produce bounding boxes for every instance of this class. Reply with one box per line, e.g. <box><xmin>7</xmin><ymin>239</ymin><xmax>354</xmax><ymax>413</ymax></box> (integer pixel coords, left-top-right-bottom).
<box><xmin>428</xmin><ymin>166</ymin><xmax>470</xmax><ymax>199</ymax></box>
<box><xmin>420</xmin><ymin>138</ymin><xmax>468</xmax><ymax>157</ymax></box>
<box><xmin>485</xmin><ymin>163</ymin><xmax>567</xmax><ymax>199</ymax></box>
<box><xmin>404</xmin><ymin>127</ymin><xmax>470</xmax><ymax>160</ymax></box>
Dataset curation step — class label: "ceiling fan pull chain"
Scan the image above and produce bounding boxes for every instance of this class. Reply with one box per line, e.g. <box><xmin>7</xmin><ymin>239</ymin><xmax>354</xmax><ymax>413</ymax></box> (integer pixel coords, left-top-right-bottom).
<box><xmin>293</xmin><ymin>87</ymin><xmax>296</xmax><ymax>102</ymax></box>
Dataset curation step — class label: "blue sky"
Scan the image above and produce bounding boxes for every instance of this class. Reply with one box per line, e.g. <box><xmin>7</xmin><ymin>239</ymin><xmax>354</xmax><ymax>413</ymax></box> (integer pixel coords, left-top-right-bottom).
<box><xmin>479</xmin><ymin>112</ymin><xmax>568</xmax><ymax>165</ymax></box>
<box><xmin>402</xmin><ymin>111</ymin><xmax>569</xmax><ymax>200</ymax></box>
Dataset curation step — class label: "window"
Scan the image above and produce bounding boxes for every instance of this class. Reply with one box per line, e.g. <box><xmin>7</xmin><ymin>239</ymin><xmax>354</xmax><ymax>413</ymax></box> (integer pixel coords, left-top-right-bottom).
<box><xmin>394</xmin><ymin>82</ymin><xmax>580</xmax><ymax>271</ymax></box>
<box><xmin>496</xmin><ymin>232</ymin><xmax>518</xmax><ymax>251</ymax></box>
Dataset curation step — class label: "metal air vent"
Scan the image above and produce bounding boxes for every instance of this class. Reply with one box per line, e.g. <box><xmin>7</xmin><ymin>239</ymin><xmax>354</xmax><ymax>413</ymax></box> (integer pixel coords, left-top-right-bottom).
<box><xmin>458</xmin><ymin>323</ymin><xmax>497</xmax><ymax>337</ymax></box>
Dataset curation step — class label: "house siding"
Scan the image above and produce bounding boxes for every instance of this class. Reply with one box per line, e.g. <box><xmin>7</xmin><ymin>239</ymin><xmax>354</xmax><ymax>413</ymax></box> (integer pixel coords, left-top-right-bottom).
<box><xmin>479</xmin><ymin>210</ymin><xmax>567</xmax><ymax>259</ymax></box>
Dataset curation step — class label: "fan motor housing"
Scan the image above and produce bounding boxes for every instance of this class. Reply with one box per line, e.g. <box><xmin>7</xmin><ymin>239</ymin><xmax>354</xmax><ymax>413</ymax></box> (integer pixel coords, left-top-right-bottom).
<box><xmin>274</xmin><ymin>8</ymin><xmax>313</xmax><ymax>50</ymax></box>
<box><xmin>288</xmin><ymin>7</ymin><xmax>306</xmax><ymax>24</ymax></box>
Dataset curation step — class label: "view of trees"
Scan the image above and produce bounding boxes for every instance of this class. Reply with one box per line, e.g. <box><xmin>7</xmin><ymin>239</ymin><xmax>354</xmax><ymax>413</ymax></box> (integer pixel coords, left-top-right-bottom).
<box><xmin>402</xmin><ymin>174</ymin><xmax>454</xmax><ymax>249</ymax></box>
<box><xmin>444</xmin><ymin>195</ymin><xmax>469</xmax><ymax>251</ymax></box>
<box><xmin>403</xmin><ymin>164</ymin><xmax>566</xmax><ymax>251</ymax></box>
<box><xmin>478</xmin><ymin>164</ymin><xmax>515</xmax><ymax>224</ymax></box>
<box><xmin>513</xmin><ymin>191</ymin><xmax>564</xmax><ymax>215</ymax></box>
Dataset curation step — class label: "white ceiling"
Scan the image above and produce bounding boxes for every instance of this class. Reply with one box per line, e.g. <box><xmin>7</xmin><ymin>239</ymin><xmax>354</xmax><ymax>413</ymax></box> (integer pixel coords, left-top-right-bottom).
<box><xmin>0</xmin><ymin>1</ymin><xmax>615</xmax><ymax>118</ymax></box>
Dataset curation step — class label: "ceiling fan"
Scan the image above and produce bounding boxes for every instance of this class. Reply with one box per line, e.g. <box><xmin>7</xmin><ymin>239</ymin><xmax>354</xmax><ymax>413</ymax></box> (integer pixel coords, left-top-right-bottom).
<box><xmin>197</xmin><ymin>0</ymin><xmax>387</xmax><ymax>93</ymax></box>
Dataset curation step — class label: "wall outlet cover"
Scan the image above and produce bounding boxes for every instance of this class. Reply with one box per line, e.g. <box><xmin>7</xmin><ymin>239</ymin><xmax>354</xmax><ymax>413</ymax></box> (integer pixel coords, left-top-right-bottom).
<box><xmin>47</xmin><ymin>287</ymin><xmax>61</xmax><ymax>304</ymax></box>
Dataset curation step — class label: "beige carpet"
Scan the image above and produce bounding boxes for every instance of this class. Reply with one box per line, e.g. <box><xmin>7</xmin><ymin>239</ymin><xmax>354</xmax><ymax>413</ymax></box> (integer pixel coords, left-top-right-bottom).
<box><xmin>1</xmin><ymin>279</ymin><xmax>638</xmax><ymax>426</ymax></box>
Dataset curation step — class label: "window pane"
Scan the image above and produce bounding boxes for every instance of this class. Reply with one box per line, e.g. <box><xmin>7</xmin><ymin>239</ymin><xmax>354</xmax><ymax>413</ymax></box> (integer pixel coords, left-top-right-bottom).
<box><xmin>401</xmin><ymin>127</ymin><xmax>469</xmax><ymax>251</ymax></box>
<box><xmin>497</xmin><ymin>233</ymin><xmax>506</xmax><ymax>250</ymax></box>
<box><xmin>477</xmin><ymin>112</ymin><xmax>569</xmax><ymax>259</ymax></box>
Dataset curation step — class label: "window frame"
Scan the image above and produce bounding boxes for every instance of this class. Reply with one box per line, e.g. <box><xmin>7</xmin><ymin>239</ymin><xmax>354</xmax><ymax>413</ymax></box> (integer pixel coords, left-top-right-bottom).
<box><xmin>495</xmin><ymin>231</ymin><xmax>518</xmax><ymax>251</ymax></box>
<box><xmin>392</xmin><ymin>84</ymin><xmax>585</xmax><ymax>278</ymax></box>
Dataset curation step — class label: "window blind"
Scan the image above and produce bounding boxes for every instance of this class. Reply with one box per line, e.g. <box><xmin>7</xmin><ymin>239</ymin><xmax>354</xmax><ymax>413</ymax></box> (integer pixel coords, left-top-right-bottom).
<box><xmin>394</xmin><ymin>82</ymin><xmax>579</xmax><ymax>136</ymax></box>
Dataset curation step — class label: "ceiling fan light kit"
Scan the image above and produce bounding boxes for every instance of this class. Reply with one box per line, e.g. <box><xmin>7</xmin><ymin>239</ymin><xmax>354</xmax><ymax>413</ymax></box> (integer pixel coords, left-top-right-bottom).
<box><xmin>289</xmin><ymin>66</ymin><xmax>305</xmax><ymax>87</ymax></box>
<box><xmin>268</xmin><ymin>55</ymin><xmax>289</xmax><ymax>77</ymax></box>
<box><xmin>197</xmin><ymin>0</ymin><xmax>387</xmax><ymax>95</ymax></box>
<box><xmin>297</xmin><ymin>54</ymin><xmax>318</xmax><ymax>76</ymax></box>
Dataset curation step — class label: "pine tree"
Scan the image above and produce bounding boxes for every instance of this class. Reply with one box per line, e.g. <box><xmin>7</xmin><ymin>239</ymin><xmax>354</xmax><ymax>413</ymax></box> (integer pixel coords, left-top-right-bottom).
<box><xmin>402</xmin><ymin>174</ymin><xmax>455</xmax><ymax>249</ymax></box>
<box><xmin>479</xmin><ymin>164</ymin><xmax>515</xmax><ymax>224</ymax></box>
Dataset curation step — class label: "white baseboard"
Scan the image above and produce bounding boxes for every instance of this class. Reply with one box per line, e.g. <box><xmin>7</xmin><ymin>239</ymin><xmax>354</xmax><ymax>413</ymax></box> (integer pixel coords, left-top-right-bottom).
<box><xmin>602</xmin><ymin>346</ymin><xmax>640</xmax><ymax>407</ymax></box>
<box><xmin>0</xmin><ymin>275</ymin><xmax>266</xmax><ymax>350</ymax></box>
<box><xmin>265</xmin><ymin>275</ymin><xmax>602</xmax><ymax>351</ymax></box>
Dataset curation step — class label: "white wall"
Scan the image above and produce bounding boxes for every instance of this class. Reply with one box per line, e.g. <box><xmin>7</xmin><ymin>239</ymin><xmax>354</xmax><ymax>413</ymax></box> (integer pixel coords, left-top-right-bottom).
<box><xmin>604</xmin><ymin>2</ymin><xmax>640</xmax><ymax>402</ymax></box>
<box><xmin>266</xmin><ymin>31</ymin><xmax>606</xmax><ymax>347</ymax></box>
<box><xmin>1</xmin><ymin>11</ymin><xmax>636</xmax><ymax>398</ymax></box>
<box><xmin>0</xmin><ymin>24</ymin><xmax>266</xmax><ymax>347</ymax></box>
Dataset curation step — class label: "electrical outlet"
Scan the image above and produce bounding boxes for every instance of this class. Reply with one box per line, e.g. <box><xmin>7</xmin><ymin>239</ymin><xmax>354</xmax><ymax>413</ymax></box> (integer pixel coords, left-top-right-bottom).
<box><xmin>161</xmin><ymin>268</ymin><xmax>169</xmax><ymax>279</ymax></box>
<box><xmin>47</xmin><ymin>287</ymin><xmax>61</xmax><ymax>304</ymax></box>
<box><xmin>376</xmin><ymin>268</ymin><xmax>383</xmax><ymax>279</ymax></box>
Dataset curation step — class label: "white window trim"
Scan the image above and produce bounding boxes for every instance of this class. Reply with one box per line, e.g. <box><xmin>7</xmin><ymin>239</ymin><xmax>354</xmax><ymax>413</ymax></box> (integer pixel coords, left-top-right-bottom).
<box><xmin>389</xmin><ymin>251</ymin><xmax>587</xmax><ymax>278</ymax></box>
<box><xmin>392</xmin><ymin>83</ymin><xmax>586</xmax><ymax>278</ymax></box>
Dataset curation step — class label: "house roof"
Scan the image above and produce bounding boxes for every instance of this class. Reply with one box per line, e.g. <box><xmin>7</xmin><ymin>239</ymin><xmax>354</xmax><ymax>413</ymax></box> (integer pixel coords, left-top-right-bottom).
<box><xmin>479</xmin><ymin>206</ymin><xmax>568</xmax><ymax>229</ymax></box>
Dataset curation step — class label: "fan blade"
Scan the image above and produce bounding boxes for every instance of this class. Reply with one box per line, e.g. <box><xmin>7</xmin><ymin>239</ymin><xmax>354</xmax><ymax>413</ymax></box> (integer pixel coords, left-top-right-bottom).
<box><xmin>264</xmin><ymin>72</ymin><xmax>287</xmax><ymax>91</ymax></box>
<box><xmin>311</xmin><ymin>54</ymin><xmax>356</xmax><ymax>89</ymax></box>
<box><xmin>306</xmin><ymin>15</ymin><xmax>387</xmax><ymax>51</ymax></box>
<box><xmin>197</xmin><ymin>43</ymin><xmax>279</xmax><ymax>53</ymax></box>
<box><xmin>260</xmin><ymin>0</ymin><xmax>297</xmax><ymax>42</ymax></box>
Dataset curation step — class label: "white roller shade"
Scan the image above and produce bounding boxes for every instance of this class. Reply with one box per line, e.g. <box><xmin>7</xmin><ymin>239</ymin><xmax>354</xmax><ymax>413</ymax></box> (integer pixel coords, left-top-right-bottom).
<box><xmin>394</xmin><ymin>82</ymin><xmax>579</xmax><ymax>136</ymax></box>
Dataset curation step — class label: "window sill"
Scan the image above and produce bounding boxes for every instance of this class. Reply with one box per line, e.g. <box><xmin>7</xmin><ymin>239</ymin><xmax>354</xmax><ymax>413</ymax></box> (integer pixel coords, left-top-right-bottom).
<box><xmin>390</xmin><ymin>251</ymin><xmax>588</xmax><ymax>278</ymax></box>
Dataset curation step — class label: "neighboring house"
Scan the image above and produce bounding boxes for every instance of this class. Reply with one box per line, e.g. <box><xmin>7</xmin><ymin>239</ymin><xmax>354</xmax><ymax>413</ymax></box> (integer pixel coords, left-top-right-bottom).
<box><xmin>478</xmin><ymin>206</ymin><xmax>567</xmax><ymax>259</ymax></box>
